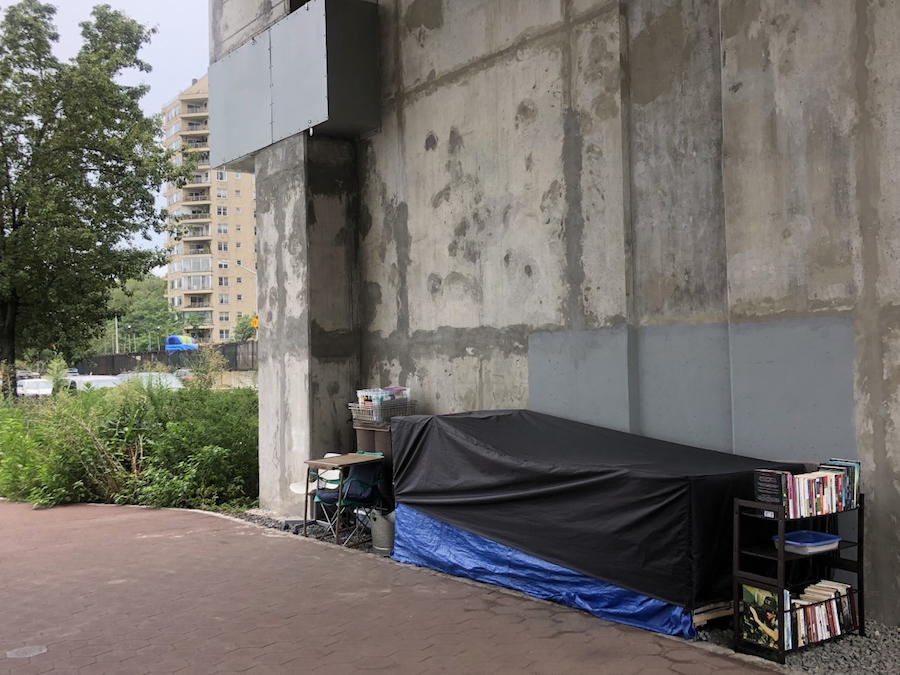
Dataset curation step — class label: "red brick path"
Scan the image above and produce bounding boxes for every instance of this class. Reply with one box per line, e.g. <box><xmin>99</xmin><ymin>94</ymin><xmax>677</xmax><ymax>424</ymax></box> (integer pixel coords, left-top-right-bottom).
<box><xmin>0</xmin><ymin>503</ymin><xmax>777</xmax><ymax>674</ymax></box>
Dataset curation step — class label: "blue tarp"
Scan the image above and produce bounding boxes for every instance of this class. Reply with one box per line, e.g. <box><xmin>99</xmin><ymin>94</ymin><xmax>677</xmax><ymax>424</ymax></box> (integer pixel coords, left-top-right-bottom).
<box><xmin>391</xmin><ymin>503</ymin><xmax>696</xmax><ymax>638</ymax></box>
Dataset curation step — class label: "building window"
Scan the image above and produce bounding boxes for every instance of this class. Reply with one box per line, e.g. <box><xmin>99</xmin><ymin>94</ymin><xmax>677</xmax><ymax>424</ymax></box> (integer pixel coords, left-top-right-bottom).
<box><xmin>216</xmin><ymin>171</ymin><xmax>226</xmax><ymax>181</ymax></box>
<box><xmin>236</xmin><ymin>259</ymin><xmax>242</xmax><ymax>267</ymax></box>
<box><xmin>236</xmin><ymin>294</ymin><xmax>243</xmax><ymax>301</ymax></box>
<box><xmin>219</xmin><ymin>294</ymin><xmax>230</xmax><ymax>304</ymax></box>
<box><xmin>236</xmin><ymin>277</ymin><xmax>243</xmax><ymax>284</ymax></box>
<box><xmin>254</xmin><ymin>244</ymin><xmax>258</xmax><ymax>253</ymax></box>
<box><xmin>219</xmin><ymin>312</ymin><xmax>230</xmax><ymax>322</ymax></box>
<box><xmin>236</xmin><ymin>224</ymin><xmax>242</xmax><ymax>232</ymax></box>
<box><xmin>234</xmin><ymin>172</ymin><xmax>241</xmax><ymax>179</ymax></box>
<box><xmin>218</xmin><ymin>259</ymin><xmax>229</xmax><ymax>269</ymax></box>
<box><xmin>253</xmin><ymin>191</ymin><xmax>256</xmax><ymax>200</ymax></box>
<box><xmin>218</xmin><ymin>277</ymin><xmax>229</xmax><ymax>287</ymax></box>
<box><xmin>237</xmin><ymin>311</ymin><xmax>244</xmax><ymax>318</ymax></box>
<box><xmin>217</xmin><ymin>223</ymin><xmax>228</xmax><ymax>234</ymax></box>
<box><xmin>217</xmin><ymin>188</ymin><xmax>227</xmax><ymax>199</ymax></box>
<box><xmin>217</xmin><ymin>241</ymin><xmax>228</xmax><ymax>251</ymax></box>
<box><xmin>254</xmin><ymin>226</ymin><xmax>258</xmax><ymax>235</ymax></box>
<box><xmin>234</xmin><ymin>190</ymin><xmax>241</xmax><ymax>197</ymax></box>
<box><xmin>235</xmin><ymin>207</ymin><xmax>242</xmax><ymax>214</ymax></box>
<box><xmin>217</xmin><ymin>206</ymin><xmax>227</xmax><ymax>216</ymax></box>
<box><xmin>219</xmin><ymin>329</ymin><xmax>230</xmax><ymax>340</ymax></box>
<box><xmin>235</xmin><ymin>242</ymin><xmax>242</xmax><ymax>249</ymax></box>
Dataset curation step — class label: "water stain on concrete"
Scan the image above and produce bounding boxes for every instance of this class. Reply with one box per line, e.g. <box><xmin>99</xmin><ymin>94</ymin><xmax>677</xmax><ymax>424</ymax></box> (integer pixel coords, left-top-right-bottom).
<box><xmin>515</xmin><ymin>99</ymin><xmax>538</xmax><ymax>129</ymax></box>
<box><xmin>425</xmin><ymin>132</ymin><xmax>438</xmax><ymax>151</ymax></box>
<box><xmin>404</xmin><ymin>0</ymin><xmax>444</xmax><ymax>33</ymax></box>
<box><xmin>629</xmin><ymin>3</ymin><xmax>688</xmax><ymax>106</ymax></box>
<box><xmin>448</xmin><ymin>127</ymin><xmax>464</xmax><ymax>154</ymax></box>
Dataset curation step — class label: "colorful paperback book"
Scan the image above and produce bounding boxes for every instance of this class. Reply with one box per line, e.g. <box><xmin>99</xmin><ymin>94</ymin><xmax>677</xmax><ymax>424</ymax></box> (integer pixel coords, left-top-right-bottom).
<box><xmin>741</xmin><ymin>585</ymin><xmax>784</xmax><ymax>650</ymax></box>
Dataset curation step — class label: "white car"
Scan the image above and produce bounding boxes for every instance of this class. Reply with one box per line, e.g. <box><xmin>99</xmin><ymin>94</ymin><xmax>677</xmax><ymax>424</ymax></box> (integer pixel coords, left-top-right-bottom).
<box><xmin>66</xmin><ymin>375</ymin><xmax>120</xmax><ymax>391</ymax></box>
<box><xmin>16</xmin><ymin>379</ymin><xmax>53</xmax><ymax>397</ymax></box>
<box><xmin>115</xmin><ymin>372</ymin><xmax>184</xmax><ymax>390</ymax></box>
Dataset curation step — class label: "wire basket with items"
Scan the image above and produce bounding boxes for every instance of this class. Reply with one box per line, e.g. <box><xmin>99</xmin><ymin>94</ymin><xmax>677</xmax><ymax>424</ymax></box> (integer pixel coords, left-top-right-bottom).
<box><xmin>349</xmin><ymin>387</ymin><xmax>417</xmax><ymax>427</ymax></box>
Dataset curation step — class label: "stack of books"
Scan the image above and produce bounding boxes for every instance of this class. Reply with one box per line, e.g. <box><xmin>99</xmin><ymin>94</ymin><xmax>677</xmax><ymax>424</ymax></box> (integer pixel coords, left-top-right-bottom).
<box><xmin>754</xmin><ymin>460</ymin><xmax>860</xmax><ymax>518</ymax></box>
<box><xmin>740</xmin><ymin>580</ymin><xmax>859</xmax><ymax>651</ymax></box>
<box><xmin>790</xmin><ymin>580</ymin><xmax>858</xmax><ymax>647</ymax></box>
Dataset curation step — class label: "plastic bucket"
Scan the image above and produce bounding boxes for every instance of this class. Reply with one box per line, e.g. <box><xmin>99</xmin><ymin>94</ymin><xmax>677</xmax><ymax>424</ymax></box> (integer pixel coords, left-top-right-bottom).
<box><xmin>370</xmin><ymin>510</ymin><xmax>395</xmax><ymax>556</ymax></box>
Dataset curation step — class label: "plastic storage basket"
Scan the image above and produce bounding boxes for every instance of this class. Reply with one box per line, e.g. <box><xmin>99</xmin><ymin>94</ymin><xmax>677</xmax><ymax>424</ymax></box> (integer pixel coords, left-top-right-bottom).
<box><xmin>348</xmin><ymin>399</ymin><xmax>417</xmax><ymax>428</ymax></box>
<box><xmin>771</xmin><ymin>530</ymin><xmax>841</xmax><ymax>555</ymax></box>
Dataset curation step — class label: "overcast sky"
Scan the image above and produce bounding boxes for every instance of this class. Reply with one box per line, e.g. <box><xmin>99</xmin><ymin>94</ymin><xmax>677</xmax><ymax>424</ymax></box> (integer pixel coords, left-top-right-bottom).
<box><xmin>0</xmin><ymin>0</ymin><xmax>211</xmax><ymax>257</ymax></box>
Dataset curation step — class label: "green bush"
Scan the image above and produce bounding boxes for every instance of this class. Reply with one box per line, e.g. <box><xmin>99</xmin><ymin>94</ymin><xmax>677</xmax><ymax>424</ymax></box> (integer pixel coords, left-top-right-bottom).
<box><xmin>0</xmin><ymin>380</ymin><xmax>258</xmax><ymax>510</ymax></box>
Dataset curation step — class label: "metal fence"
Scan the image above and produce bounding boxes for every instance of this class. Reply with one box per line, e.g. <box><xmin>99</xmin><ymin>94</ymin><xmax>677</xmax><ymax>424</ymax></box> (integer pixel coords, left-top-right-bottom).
<box><xmin>74</xmin><ymin>340</ymin><xmax>258</xmax><ymax>376</ymax></box>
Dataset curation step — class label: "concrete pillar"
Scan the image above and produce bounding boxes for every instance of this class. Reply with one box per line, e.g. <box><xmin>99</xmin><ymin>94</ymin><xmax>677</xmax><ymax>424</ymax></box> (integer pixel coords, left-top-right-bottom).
<box><xmin>256</xmin><ymin>135</ymin><xmax>311</xmax><ymax>513</ymax></box>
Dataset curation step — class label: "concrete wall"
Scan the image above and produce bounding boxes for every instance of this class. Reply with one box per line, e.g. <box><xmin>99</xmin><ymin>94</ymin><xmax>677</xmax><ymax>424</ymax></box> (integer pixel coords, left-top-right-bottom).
<box><xmin>212</xmin><ymin>0</ymin><xmax>900</xmax><ymax>623</ymax></box>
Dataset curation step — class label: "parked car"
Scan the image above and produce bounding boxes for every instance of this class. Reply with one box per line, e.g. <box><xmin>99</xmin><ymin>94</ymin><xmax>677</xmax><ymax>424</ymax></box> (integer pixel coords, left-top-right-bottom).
<box><xmin>115</xmin><ymin>372</ymin><xmax>183</xmax><ymax>390</ymax></box>
<box><xmin>16</xmin><ymin>378</ymin><xmax>53</xmax><ymax>397</ymax></box>
<box><xmin>66</xmin><ymin>375</ymin><xmax>120</xmax><ymax>391</ymax></box>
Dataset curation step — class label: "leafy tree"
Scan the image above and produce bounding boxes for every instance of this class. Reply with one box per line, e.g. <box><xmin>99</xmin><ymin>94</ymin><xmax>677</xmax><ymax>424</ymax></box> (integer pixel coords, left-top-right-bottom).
<box><xmin>0</xmin><ymin>1</ymin><xmax>189</xmax><ymax>377</ymax></box>
<box><xmin>90</xmin><ymin>276</ymin><xmax>185</xmax><ymax>355</ymax></box>
<box><xmin>233</xmin><ymin>314</ymin><xmax>257</xmax><ymax>342</ymax></box>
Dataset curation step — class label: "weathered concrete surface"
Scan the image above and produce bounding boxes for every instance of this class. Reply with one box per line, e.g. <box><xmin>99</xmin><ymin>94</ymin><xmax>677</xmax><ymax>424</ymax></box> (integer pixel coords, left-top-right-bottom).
<box><xmin>212</xmin><ymin>0</ymin><xmax>900</xmax><ymax>623</ymax></box>
<box><xmin>308</xmin><ymin>137</ymin><xmax>361</xmax><ymax>464</ymax></box>
<box><xmin>853</xmin><ymin>0</ymin><xmax>900</xmax><ymax>626</ymax></box>
<box><xmin>256</xmin><ymin>135</ymin><xmax>309</xmax><ymax>513</ymax></box>
<box><xmin>210</xmin><ymin>0</ymin><xmax>288</xmax><ymax>62</ymax></box>
<box><xmin>628</xmin><ymin>0</ymin><xmax>727</xmax><ymax>325</ymax></box>
<box><xmin>721</xmin><ymin>1</ymin><xmax>859</xmax><ymax>318</ymax></box>
<box><xmin>360</xmin><ymin>0</ymin><xmax>626</xmax><ymax>415</ymax></box>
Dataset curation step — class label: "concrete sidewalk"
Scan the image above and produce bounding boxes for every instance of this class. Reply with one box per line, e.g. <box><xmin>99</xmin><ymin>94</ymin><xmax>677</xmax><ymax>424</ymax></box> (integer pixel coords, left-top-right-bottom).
<box><xmin>0</xmin><ymin>503</ymin><xmax>777</xmax><ymax>675</ymax></box>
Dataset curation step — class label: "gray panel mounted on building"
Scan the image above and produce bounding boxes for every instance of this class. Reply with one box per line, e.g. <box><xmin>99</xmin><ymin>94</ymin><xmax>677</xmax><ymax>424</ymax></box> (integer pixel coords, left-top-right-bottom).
<box><xmin>208</xmin><ymin>34</ymin><xmax>272</xmax><ymax>169</ymax></box>
<box><xmin>208</xmin><ymin>0</ymin><xmax>380</xmax><ymax>169</ymax></box>
<box><xmin>270</xmin><ymin>0</ymin><xmax>328</xmax><ymax>144</ymax></box>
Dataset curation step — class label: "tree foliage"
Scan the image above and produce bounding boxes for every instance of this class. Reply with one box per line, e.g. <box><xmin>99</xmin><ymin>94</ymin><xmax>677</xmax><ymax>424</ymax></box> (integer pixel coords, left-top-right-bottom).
<box><xmin>233</xmin><ymin>313</ymin><xmax>257</xmax><ymax>342</ymax></box>
<box><xmin>89</xmin><ymin>276</ymin><xmax>185</xmax><ymax>355</ymax></box>
<box><xmin>0</xmin><ymin>1</ymin><xmax>189</xmax><ymax>370</ymax></box>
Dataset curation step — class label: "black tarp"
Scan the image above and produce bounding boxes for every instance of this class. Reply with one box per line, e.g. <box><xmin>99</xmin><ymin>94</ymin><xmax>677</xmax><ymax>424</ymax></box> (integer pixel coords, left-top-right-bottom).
<box><xmin>391</xmin><ymin>410</ymin><xmax>805</xmax><ymax>610</ymax></box>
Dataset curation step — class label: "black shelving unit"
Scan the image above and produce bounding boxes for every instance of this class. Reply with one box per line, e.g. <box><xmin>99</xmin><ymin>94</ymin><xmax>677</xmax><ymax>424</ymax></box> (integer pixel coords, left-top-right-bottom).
<box><xmin>732</xmin><ymin>494</ymin><xmax>865</xmax><ymax>664</ymax></box>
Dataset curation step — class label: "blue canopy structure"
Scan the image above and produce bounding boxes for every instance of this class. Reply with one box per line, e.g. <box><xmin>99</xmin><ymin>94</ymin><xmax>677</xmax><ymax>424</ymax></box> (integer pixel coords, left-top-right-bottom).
<box><xmin>164</xmin><ymin>335</ymin><xmax>199</xmax><ymax>353</ymax></box>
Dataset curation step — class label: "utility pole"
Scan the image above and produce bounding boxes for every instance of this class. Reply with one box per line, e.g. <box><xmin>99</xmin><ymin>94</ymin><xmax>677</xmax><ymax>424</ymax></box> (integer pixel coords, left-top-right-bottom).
<box><xmin>114</xmin><ymin>316</ymin><xmax>120</xmax><ymax>354</ymax></box>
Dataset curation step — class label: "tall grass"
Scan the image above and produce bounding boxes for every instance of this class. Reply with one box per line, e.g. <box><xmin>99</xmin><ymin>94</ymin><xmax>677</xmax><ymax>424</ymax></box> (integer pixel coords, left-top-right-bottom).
<box><xmin>0</xmin><ymin>379</ymin><xmax>258</xmax><ymax>510</ymax></box>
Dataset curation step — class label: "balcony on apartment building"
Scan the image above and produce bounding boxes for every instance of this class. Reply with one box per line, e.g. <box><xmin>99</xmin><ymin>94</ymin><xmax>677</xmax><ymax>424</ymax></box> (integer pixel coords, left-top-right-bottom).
<box><xmin>185</xmin><ymin>138</ymin><xmax>210</xmax><ymax>151</ymax></box>
<box><xmin>181</xmin><ymin>207</ymin><xmax>211</xmax><ymax>222</ymax></box>
<box><xmin>182</xmin><ymin>122</ymin><xmax>209</xmax><ymax>133</ymax></box>
<box><xmin>185</xmin><ymin>245</ymin><xmax>211</xmax><ymax>256</ymax></box>
<box><xmin>182</xmin><ymin>102</ymin><xmax>208</xmax><ymax>116</ymax></box>
<box><xmin>183</xmin><ymin>225</ymin><xmax>211</xmax><ymax>239</ymax></box>
<box><xmin>184</xmin><ymin>171</ymin><xmax>211</xmax><ymax>188</ymax></box>
<box><xmin>195</xmin><ymin>152</ymin><xmax>210</xmax><ymax>167</ymax></box>
<box><xmin>184</xmin><ymin>190</ymin><xmax>211</xmax><ymax>204</ymax></box>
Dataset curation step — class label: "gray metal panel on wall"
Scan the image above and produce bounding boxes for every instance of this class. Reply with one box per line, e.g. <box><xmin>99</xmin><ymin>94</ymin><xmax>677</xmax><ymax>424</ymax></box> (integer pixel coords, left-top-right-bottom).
<box><xmin>271</xmin><ymin>0</ymin><xmax>329</xmax><ymax>144</ymax></box>
<box><xmin>637</xmin><ymin>323</ymin><xmax>733</xmax><ymax>452</ymax></box>
<box><xmin>528</xmin><ymin>328</ymin><xmax>633</xmax><ymax>432</ymax></box>
<box><xmin>209</xmin><ymin>32</ymin><xmax>273</xmax><ymax>168</ymax></box>
<box><xmin>730</xmin><ymin>317</ymin><xmax>856</xmax><ymax>464</ymax></box>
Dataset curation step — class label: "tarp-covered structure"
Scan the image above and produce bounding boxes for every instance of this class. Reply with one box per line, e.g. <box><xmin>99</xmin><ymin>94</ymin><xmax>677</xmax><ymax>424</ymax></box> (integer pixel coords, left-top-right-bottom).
<box><xmin>391</xmin><ymin>410</ymin><xmax>804</xmax><ymax>632</ymax></box>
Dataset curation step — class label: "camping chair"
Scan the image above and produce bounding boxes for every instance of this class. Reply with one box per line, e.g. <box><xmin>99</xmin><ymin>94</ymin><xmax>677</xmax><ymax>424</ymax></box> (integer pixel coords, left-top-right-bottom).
<box><xmin>314</xmin><ymin>453</ymin><xmax>383</xmax><ymax>546</ymax></box>
<box><xmin>288</xmin><ymin>453</ymin><xmax>341</xmax><ymax>533</ymax></box>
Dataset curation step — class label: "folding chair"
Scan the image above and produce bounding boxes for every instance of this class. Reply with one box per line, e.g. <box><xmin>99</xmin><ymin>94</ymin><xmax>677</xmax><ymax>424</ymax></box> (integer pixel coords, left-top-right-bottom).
<box><xmin>314</xmin><ymin>454</ymin><xmax>383</xmax><ymax>546</ymax></box>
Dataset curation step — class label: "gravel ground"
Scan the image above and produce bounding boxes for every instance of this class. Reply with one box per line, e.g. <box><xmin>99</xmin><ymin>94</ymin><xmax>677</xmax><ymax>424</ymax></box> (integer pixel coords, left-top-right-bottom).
<box><xmin>225</xmin><ymin>508</ymin><xmax>375</xmax><ymax>552</ymax></box>
<box><xmin>698</xmin><ymin>619</ymin><xmax>900</xmax><ymax>675</ymax></box>
<box><xmin>229</xmin><ymin>508</ymin><xmax>897</xmax><ymax>674</ymax></box>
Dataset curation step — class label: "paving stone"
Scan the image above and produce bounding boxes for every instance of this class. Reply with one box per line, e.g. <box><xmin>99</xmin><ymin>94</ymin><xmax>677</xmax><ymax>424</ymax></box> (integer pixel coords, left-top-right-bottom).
<box><xmin>0</xmin><ymin>503</ymin><xmax>779</xmax><ymax>675</ymax></box>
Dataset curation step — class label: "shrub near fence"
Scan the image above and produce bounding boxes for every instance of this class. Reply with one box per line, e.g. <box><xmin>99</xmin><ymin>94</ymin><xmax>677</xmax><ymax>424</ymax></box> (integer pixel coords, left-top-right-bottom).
<box><xmin>75</xmin><ymin>341</ymin><xmax>258</xmax><ymax>375</ymax></box>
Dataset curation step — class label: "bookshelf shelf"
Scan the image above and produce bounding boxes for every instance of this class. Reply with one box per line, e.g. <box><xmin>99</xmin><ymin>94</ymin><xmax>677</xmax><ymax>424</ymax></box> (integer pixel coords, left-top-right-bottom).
<box><xmin>740</xmin><ymin>539</ymin><xmax>858</xmax><ymax>563</ymax></box>
<box><xmin>732</xmin><ymin>494</ymin><xmax>865</xmax><ymax>665</ymax></box>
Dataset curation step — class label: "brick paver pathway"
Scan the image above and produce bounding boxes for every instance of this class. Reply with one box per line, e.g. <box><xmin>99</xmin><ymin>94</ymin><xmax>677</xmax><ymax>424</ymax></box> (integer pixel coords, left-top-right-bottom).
<box><xmin>0</xmin><ymin>503</ymin><xmax>778</xmax><ymax>675</ymax></box>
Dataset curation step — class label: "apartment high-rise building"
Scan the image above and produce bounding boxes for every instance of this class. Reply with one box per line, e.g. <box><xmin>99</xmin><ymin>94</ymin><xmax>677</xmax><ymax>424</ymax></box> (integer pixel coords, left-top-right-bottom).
<box><xmin>162</xmin><ymin>74</ymin><xmax>257</xmax><ymax>343</ymax></box>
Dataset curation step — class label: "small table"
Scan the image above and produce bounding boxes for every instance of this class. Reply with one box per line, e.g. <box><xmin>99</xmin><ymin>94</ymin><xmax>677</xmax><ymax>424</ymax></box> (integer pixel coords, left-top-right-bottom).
<box><xmin>303</xmin><ymin>453</ymin><xmax>383</xmax><ymax>544</ymax></box>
